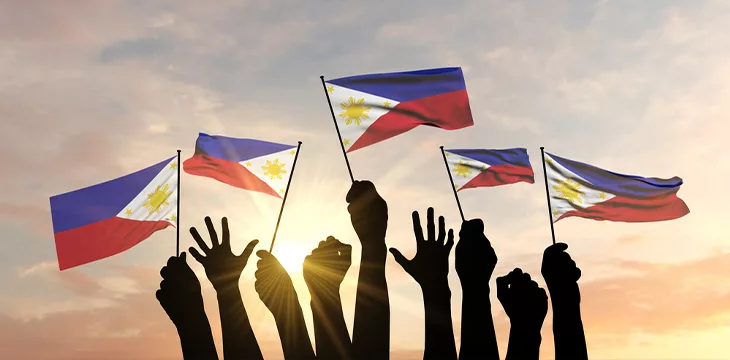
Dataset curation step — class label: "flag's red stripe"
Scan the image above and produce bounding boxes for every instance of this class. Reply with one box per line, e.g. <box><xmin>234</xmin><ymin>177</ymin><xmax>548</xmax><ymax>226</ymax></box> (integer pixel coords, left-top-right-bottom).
<box><xmin>458</xmin><ymin>164</ymin><xmax>535</xmax><ymax>191</ymax></box>
<box><xmin>183</xmin><ymin>154</ymin><xmax>280</xmax><ymax>198</ymax></box>
<box><xmin>556</xmin><ymin>192</ymin><xmax>690</xmax><ymax>223</ymax></box>
<box><xmin>348</xmin><ymin>90</ymin><xmax>474</xmax><ymax>152</ymax></box>
<box><xmin>55</xmin><ymin>217</ymin><xmax>172</xmax><ymax>270</ymax></box>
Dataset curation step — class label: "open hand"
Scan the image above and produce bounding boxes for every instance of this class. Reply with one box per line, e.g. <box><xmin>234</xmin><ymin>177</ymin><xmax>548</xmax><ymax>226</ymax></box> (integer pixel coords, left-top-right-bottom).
<box><xmin>156</xmin><ymin>253</ymin><xmax>204</xmax><ymax>327</ymax></box>
<box><xmin>346</xmin><ymin>180</ymin><xmax>388</xmax><ymax>248</ymax></box>
<box><xmin>497</xmin><ymin>268</ymin><xmax>548</xmax><ymax>333</ymax></box>
<box><xmin>390</xmin><ymin>208</ymin><xmax>454</xmax><ymax>295</ymax></box>
<box><xmin>541</xmin><ymin>243</ymin><xmax>582</xmax><ymax>303</ymax></box>
<box><xmin>456</xmin><ymin>219</ymin><xmax>498</xmax><ymax>291</ymax></box>
<box><xmin>189</xmin><ymin>216</ymin><xmax>259</xmax><ymax>291</ymax></box>
<box><xmin>303</xmin><ymin>236</ymin><xmax>352</xmax><ymax>297</ymax></box>
<box><xmin>254</xmin><ymin>250</ymin><xmax>298</xmax><ymax>318</ymax></box>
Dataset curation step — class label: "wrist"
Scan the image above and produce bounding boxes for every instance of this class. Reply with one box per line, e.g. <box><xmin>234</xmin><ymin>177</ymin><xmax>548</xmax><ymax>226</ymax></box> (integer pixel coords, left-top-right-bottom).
<box><xmin>214</xmin><ymin>282</ymin><xmax>241</xmax><ymax>294</ymax></box>
<box><xmin>421</xmin><ymin>280</ymin><xmax>451</xmax><ymax>299</ymax></box>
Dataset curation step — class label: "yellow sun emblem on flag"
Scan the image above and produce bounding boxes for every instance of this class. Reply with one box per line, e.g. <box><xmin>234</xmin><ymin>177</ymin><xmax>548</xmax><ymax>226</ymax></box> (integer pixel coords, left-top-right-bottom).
<box><xmin>262</xmin><ymin>159</ymin><xmax>287</xmax><ymax>180</ymax></box>
<box><xmin>143</xmin><ymin>184</ymin><xmax>172</xmax><ymax>215</ymax></box>
<box><xmin>452</xmin><ymin>161</ymin><xmax>473</xmax><ymax>178</ymax></box>
<box><xmin>338</xmin><ymin>96</ymin><xmax>370</xmax><ymax>126</ymax></box>
<box><xmin>553</xmin><ymin>179</ymin><xmax>583</xmax><ymax>204</ymax></box>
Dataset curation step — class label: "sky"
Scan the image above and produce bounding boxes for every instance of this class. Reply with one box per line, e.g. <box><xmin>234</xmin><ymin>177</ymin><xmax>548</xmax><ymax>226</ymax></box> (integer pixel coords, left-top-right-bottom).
<box><xmin>1</xmin><ymin>0</ymin><xmax>729</xmax><ymax>359</ymax></box>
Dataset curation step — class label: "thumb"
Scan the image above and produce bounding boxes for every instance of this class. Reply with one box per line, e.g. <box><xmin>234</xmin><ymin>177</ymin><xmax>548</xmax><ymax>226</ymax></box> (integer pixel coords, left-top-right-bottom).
<box><xmin>546</xmin><ymin>242</ymin><xmax>569</xmax><ymax>255</ymax></box>
<box><xmin>256</xmin><ymin>249</ymin><xmax>271</xmax><ymax>259</ymax></box>
<box><xmin>241</xmin><ymin>240</ymin><xmax>259</xmax><ymax>261</ymax></box>
<box><xmin>389</xmin><ymin>248</ymin><xmax>410</xmax><ymax>271</ymax></box>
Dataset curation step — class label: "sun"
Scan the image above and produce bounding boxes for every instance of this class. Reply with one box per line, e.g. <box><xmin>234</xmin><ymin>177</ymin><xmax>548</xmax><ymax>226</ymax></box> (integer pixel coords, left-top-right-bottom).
<box><xmin>274</xmin><ymin>243</ymin><xmax>310</xmax><ymax>274</ymax></box>
<box><xmin>452</xmin><ymin>161</ymin><xmax>473</xmax><ymax>178</ymax></box>
<box><xmin>262</xmin><ymin>159</ymin><xmax>287</xmax><ymax>180</ymax></box>
<box><xmin>143</xmin><ymin>183</ymin><xmax>172</xmax><ymax>215</ymax></box>
<box><xmin>553</xmin><ymin>178</ymin><xmax>583</xmax><ymax>204</ymax></box>
<box><xmin>338</xmin><ymin>96</ymin><xmax>370</xmax><ymax>126</ymax></box>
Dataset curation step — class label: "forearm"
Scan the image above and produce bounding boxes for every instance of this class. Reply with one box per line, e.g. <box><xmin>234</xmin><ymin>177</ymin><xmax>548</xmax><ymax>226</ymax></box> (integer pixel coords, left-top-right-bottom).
<box><xmin>422</xmin><ymin>288</ymin><xmax>457</xmax><ymax>360</ymax></box>
<box><xmin>551</xmin><ymin>301</ymin><xmax>588</xmax><ymax>360</ymax></box>
<box><xmin>176</xmin><ymin>312</ymin><xmax>219</xmax><ymax>360</ymax></box>
<box><xmin>505</xmin><ymin>327</ymin><xmax>541</xmax><ymax>360</ymax></box>
<box><xmin>311</xmin><ymin>292</ymin><xmax>353</xmax><ymax>360</ymax></box>
<box><xmin>459</xmin><ymin>287</ymin><xmax>499</xmax><ymax>360</ymax></box>
<box><xmin>352</xmin><ymin>244</ymin><xmax>389</xmax><ymax>360</ymax></box>
<box><xmin>275</xmin><ymin>299</ymin><xmax>316</xmax><ymax>360</ymax></box>
<box><xmin>216</xmin><ymin>285</ymin><xmax>263</xmax><ymax>360</ymax></box>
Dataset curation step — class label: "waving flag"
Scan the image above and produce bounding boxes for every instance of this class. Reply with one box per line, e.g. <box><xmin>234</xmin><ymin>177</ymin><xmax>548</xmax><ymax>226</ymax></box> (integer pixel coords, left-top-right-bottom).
<box><xmin>545</xmin><ymin>152</ymin><xmax>690</xmax><ymax>223</ymax></box>
<box><xmin>324</xmin><ymin>67</ymin><xmax>474</xmax><ymax>152</ymax></box>
<box><xmin>183</xmin><ymin>133</ymin><xmax>297</xmax><ymax>198</ymax></box>
<box><xmin>445</xmin><ymin>148</ymin><xmax>535</xmax><ymax>191</ymax></box>
<box><xmin>50</xmin><ymin>156</ymin><xmax>178</xmax><ymax>270</ymax></box>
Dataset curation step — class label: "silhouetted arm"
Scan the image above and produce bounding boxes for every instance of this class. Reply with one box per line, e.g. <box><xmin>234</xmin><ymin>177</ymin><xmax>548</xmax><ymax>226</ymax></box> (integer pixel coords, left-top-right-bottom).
<box><xmin>497</xmin><ymin>268</ymin><xmax>547</xmax><ymax>360</ymax></box>
<box><xmin>542</xmin><ymin>243</ymin><xmax>588</xmax><ymax>360</ymax></box>
<box><xmin>346</xmin><ymin>181</ymin><xmax>390</xmax><ymax>360</ymax></box>
<box><xmin>156</xmin><ymin>253</ymin><xmax>218</xmax><ymax>360</ymax></box>
<box><xmin>189</xmin><ymin>216</ymin><xmax>263</xmax><ymax>360</ymax></box>
<box><xmin>455</xmin><ymin>219</ymin><xmax>499</xmax><ymax>360</ymax></box>
<box><xmin>390</xmin><ymin>208</ymin><xmax>457</xmax><ymax>360</ymax></box>
<box><xmin>255</xmin><ymin>250</ymin><xmax>316</xmax><ymax>360</ymax></box>
<box><xmin>304</xmin><ymin>237</ymin><xmax>354</xmax><ymax>360</ymax></box>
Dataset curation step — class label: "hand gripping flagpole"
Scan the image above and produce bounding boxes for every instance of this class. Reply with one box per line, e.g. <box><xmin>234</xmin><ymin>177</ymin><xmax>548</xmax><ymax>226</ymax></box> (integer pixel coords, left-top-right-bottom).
<box><xmin>320</xmin><ymin>76</ymin><xmax>355</xmax><ymax>183</ymax></box>
<box><xmin>270</xmin><ymin>141</ymin><xmax>303</xmax><ymax>253</ymax></box>
<box><xmin>440</xmin><ymin>146</ymin><xmax>465</xmax><ymax>222</ymax></box>
<box><xmin>176</xmin><ymin>149</ymin><xmax>181</xmax><ymax>256</ymax></box>
<box><xmin>539</xmin><ymin>147</ymin><xmax>557</xmax><ymax>245</ymax></box>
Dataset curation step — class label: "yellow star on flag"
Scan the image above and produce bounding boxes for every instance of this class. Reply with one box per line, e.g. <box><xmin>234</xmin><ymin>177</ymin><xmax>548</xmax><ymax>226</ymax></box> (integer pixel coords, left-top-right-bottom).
<box><xmin>290</xmin><ymin>150</ymin><xmax>296</xmax><ymax>155</ymax></box>
<box><xmin>169</xmin><ymin>162</ymin><xmax>177</xmax><ymax>169</ymax></box>
<box><xmin>599</xmin><ymin>192</ymin><xmax>607</xmax><ymax>199</ymax></box>
<box><xmin>343</xmin><ymin>139</ymin><xmax>351</xmax><ymax>146</ymax></box>
<box><xmin>245</xmin><ymin>161</ymin><xmax>252</xmax><ymax>167</ymax></box>
<box><xmin>327</xmin><ymin>86</ymin><xmax>334</xmax><ymax>93</ymax></box>
<box><xmin>384</xmin><ymin>101</ymin><xmax>391</xmax><ymax>108</ymax></box>
<box><xmin>125</xmin><ymin>209</ymin><xmax>132</xmax><ymax>216</ymax></box>
<box><xmin>170</xmin><ymin>214</ymin><xmax>177</xmax><ymax>222</ymax></box>
<box><xmin>552</xmin><ymin>210</ymin><xmax>559</xmax><ymax>216</ymax></box>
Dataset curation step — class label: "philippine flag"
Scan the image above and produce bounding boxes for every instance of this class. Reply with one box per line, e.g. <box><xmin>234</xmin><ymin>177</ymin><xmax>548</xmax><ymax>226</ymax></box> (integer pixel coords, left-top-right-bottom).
<box><xmin>444</xmin><ymin>148</ymin><xmax>535</xmax><ymax>191</ymax></box>
<box><xmin>545</xmin><ymin>152</ymin><xmax>690</xmax><ymax>223</ymax></box>
<box><xmin>183</xmin><ymin>133</ymin><xmax>297</xmax><ymax>198</ymax></box>
<box><xmin>50</xmin><ymin>157</ymin><xmax>178</xmax><ymax>270</ymax></box>
<box><xmin>324</xmin><ymin>67</ymin><xmax>474</xmax><ymax>152</ymax></box>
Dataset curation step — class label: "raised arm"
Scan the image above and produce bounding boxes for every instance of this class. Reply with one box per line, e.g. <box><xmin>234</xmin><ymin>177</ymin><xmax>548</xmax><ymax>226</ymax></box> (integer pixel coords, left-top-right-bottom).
<box><xmin>189</xmin><ymin>216</ymin><xmax>263</xmax><ymax>360</ymax></box>
<box><xmin>346</xmin><ymin>180</ymin><xmax>390</xmax><ymax>360</ymax></box>
<box><xmin>303</xmin><ymin>236</ymin><xmax>353</xmax><ymax>360</ymax></box>
<box><xmin>496</xmin><ymin>268</ymin><xmax>548</xmax><ymax>360</ymax></box>
<box><xmin>156</xmin><ymin>253</ymin><xmax>219</xmax><ymax>360</ymax></box>
<box><xmin>254</xmin><ymin>250</ymin><xmax>316</xmax><ymax>360</ymax></box>
<box><xmin>455</xmin><ymin>219</ymin><xmax>499</xmax><ymax>360</ymax></box>
<box><xmin>541</xmin><ymin>243</ymin><xmax>588</xmax><ymax>360</ymax></box>
<box><xmin>390</xmin><ymin>208</ymin><xmax>456</xmax><ymax>360</ymax></box>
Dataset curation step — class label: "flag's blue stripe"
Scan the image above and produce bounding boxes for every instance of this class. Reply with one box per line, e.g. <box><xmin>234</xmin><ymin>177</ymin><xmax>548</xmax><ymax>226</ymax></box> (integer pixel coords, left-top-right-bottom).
<box><xmin>50</xmin><ymin>156</ymin><xmax>175</xmax><ymax>234</ymax></box>
<box><xmin>326</xmin><ymin>67</ymin><xmax>467</xmax><ymax>102</ymax></box>
<box><xmin>547</xmin><ymin>152</ymin><xmax>683</xmax><ymax>197</ymax></box>
<box><xmin>446</xmin><ymin>148</ymin><xmax>532</xmax><ymax>168</ymax></box>
<box><xmin>194</xmin><ymin>133</ymin><xmax>296</xmax><ymax>163</ymax></box>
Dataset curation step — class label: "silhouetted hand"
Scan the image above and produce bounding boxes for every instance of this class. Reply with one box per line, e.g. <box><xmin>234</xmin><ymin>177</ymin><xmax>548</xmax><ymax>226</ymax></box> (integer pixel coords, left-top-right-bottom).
<box><xmin>189</xmin><ymin>216</ymin><xmax>258</xmax><ymax>291</ymax></box>
<box><xmin>156</xmin><ymin>253</ymin><xmax>203</xmax><ymax>327</ymax></box>
<box><xmin>541</xmin><ymin>243</ymin><xmax>581</xmax><ymax>303</ymax></box>
<box><xmin>456</xmin><ymin>219</ymin><xmax>497</xmax><ymax>291</ymax></box>
<box><xmin>497</xmin><ymin>268</ymin><xmax>548</xmax><ymax>333</ymax></box>
<box><xmin>254</xmin><ymin>250</ymin><xmax>298</xmax><ymax>317</ymax></box>
<box><xmin>390</xmin><ymin>207</ymin><xmax>454</xmax><ymax>295</ymax></box>
<box><xmin>346</xmin><ymin>180</ymin><xmax>388</xmax><ymax>248</ymax></box>
<box><xmin>303</xmin><ymin>236</ymin><xmax>352</xmax><ymax>295</ymax></box>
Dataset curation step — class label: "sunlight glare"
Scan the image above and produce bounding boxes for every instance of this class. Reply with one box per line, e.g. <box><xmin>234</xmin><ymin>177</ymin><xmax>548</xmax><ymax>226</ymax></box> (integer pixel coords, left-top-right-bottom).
<box><xmin>273</xmin><ymin>243</ymin><xmax>310</xmax><ymax>273</ymax></box>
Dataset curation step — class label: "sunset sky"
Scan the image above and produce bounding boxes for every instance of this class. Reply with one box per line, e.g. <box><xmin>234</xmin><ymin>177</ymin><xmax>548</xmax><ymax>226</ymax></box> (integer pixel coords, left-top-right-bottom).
<box><xmin>2</xmin><ymin>0</ymin><xmax>730</xmax><ymax>359</ymax></box>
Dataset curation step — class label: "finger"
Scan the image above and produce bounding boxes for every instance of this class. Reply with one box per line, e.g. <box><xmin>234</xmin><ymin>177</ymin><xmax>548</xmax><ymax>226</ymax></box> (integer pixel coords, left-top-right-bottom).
<box><xmin>539</xmin><ymin>287</ymin><xmax>548</xmax><ymax>301</ymax></box>
<box><xmin>204</xmin><ymin>216</ymin><xmax>219</xmax><ymax>246</ymax></box>
<box><xmin>241</xmin><ymin>240</ymin><xmax>259</xmax><ymax>262</ymax></box>
<box><xmin>179</xmin><ymin>252</ymin><xmax>187</xmax><ymax>262</ymax></box>
<box><xmin>340</xmin><ymin>243</ymin><xmax>353</xmax><ymax>260</ymax></box>
<box><xmin>190</xmin><ymin>227</ymin><xmax>210</xmax><ymax>253</ymax></box>
<box><xmin>469</xmin><ymin>219</ymin><xmax>485</xmax><ymax>233</ymax></box>
<box><xmin>574</xmin><ymin>267</ymin><xmax>582</xmax><ymax>281</ymax></box>
<box><xmin>166</xmin><ymin>255</ymin><xmax>176</xmax><ymax>267</ymax></box>
<box><xmin>345</xmin><ymin>180</ymin><xmax>363</xmax><ymax>204</ymax></box>
<box><xmin>496</xmin><ymin>275</ymin><xmax>509</xmax><ymax>295</ymax></box>
<box><xmin>438</xmin><ymin>216</ymin><xmax>446</xmax><ymax>244</ymax></box>
<box><xmin>189</xmin><ymin>247</ymin><xmax>205</xmax><ymax>264</ymax></box>
<box><xmin>318</xmin><ymin>240</ymin><xmax>326</xmax><ymax>248</ymax></box>
<box><xmin>159</xmin><ymin>279</ymin><xmax>169</xmax><ymax>291</ymax></box>
<box><xmin>221</xmin><ymin>217</ymin><xmax>230</xmax><ymax>247</ymax></box>
<box><xmin>445</xmin><ymin>229</ymin><xmax>454</xmax><ymax>252</ymax></box>
<box><xmin>546</xmin><ymin>242</ymin><xmax>569</xmax><ymax>255</ymax></box>
<box><xmin>155</xmin><ymin>289</ymin><xmax>164</xmax><ymax>302</ymax></box>
<box><xmin>256</xmin><ymin>250</ymin><xmax>271</xmax><ymax>259</ymax></box>
<box><xmin>412</xmin><ymin>211</ymin><xmax>424</xmax><ymax>243</ymax></box>
<box><xmin>160</xmin><ymin>266</ymin><xmax>170</xmax><ymax>279</ymax></box>
<box><xmin>389</xmin><ymin>248</ymin><xmax>410</xmax><ymax>271</ymax></box>
<box><xmin>427</xmin><ymin>207</ymin><xmax>435</xmax><ymax>241</ymax></box>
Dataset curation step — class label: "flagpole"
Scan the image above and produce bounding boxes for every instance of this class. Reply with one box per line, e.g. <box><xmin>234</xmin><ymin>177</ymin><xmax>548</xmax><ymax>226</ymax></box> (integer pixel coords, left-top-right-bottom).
<box><xmin>270</xmin><ymin>141</ymin><xmax>303</xmax><ymax>253</ymax></box>
<box><xmin>440</xmin><ymin>146</ymin><xmax>465</xmax><ymax>222</ymax></box>
<box><xmin>176</xmin><ymin>149</ymin><xmax>181</xmax><ymax>256</ymax></box>
<box><xmin>320</xmin><ymin>75</ymin><xmax>355</xmax><ymax>183</ymax></box>
<box><xmin>539</xmin><ymin>147</ymin><xmax>557</xmax><ymax>245</ymax></box>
